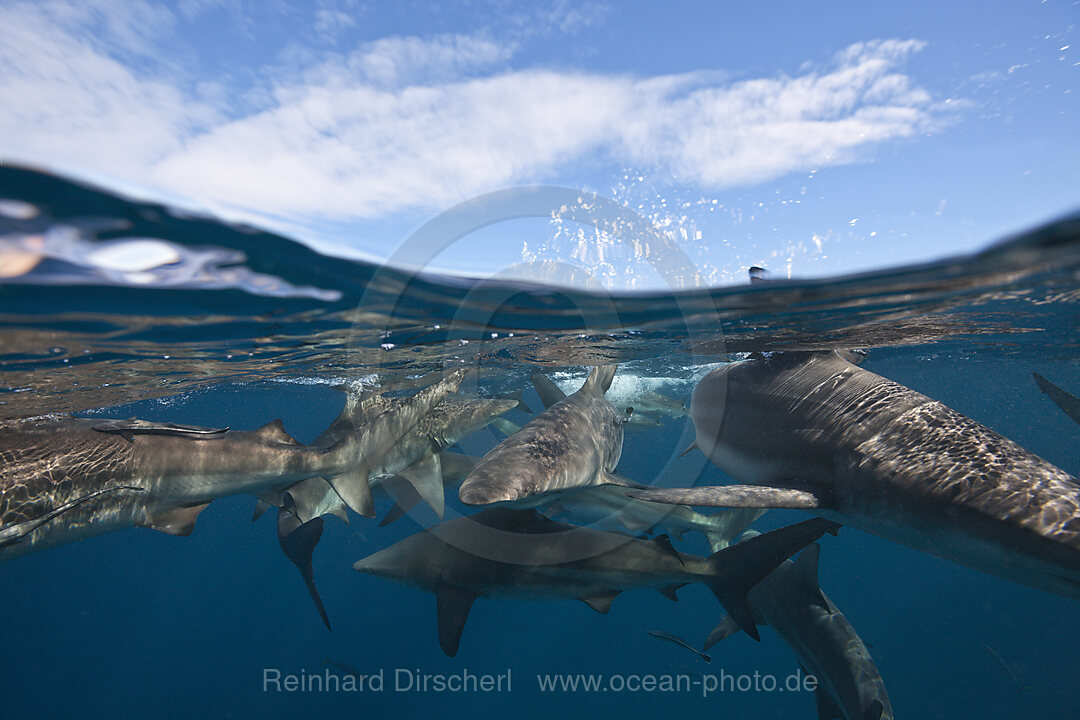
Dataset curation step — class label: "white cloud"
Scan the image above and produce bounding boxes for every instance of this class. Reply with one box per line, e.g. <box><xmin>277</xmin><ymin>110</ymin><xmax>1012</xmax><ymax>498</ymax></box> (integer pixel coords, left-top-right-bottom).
<box><xmin>0</xmin><ymin>3</ymin><xmax>949</xmax><ymax>234</ymax></box>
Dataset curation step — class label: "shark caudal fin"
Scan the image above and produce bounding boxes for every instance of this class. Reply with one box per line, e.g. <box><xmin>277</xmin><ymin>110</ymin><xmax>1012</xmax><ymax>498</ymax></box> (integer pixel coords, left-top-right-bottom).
<box><xmin>704</xmin><ymin>518</ymin><xmax>839</xmax><ymax>641</ymax></box>
<box><xmin>581</xmin><ymin>365</ymin><xmax>617</xmax><ymax>395</ymax></box>
<box><xmin>277</xmin><ymin>509</ymin><xmax>331</xmax><ymax>631</ymax></box>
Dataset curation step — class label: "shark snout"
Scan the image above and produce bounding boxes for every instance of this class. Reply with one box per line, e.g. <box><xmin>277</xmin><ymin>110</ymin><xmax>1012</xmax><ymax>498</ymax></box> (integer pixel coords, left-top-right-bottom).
<box><xmin>458</xmin><ymin>470</ymin><xmax>521</xmax><ymax>507</ymax></box>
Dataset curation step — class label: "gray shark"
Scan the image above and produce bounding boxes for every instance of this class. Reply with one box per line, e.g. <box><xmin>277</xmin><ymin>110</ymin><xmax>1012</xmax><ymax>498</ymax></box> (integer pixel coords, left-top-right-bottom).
<box><xmin>457</xmin><ymin>366</ymin><xmax>623</xmax><ymax>507</ymax></box>
<box><xmin>353</xmin><ymin>508</ymin><xmax>839</xmax><ymax>655</ymax></box>
<box><xmin>707</xmin><ymin>534</ymin><xmax>892</xmax><ymax>720</ymax></box>
<box><xmin>0</xmin><ymin>368</ymin><xmax>466</xmax><ymax>563</ymax></box>
<box><xmin>266</xmin><ymin>391</ymin><xmax>517</xmax><ymax>628</ymax></box>
<box><xmin>539</xmin><ymin>483</ymin><xmax>767</xmax><ymax>552</ymax></box>
<box><xmin>630</xmin><ymin>351</ymin><xmax>1080</xmax><ymax>600</ymax></box>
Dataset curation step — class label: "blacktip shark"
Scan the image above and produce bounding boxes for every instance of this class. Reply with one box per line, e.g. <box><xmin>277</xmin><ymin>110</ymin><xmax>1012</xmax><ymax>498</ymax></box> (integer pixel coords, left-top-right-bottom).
<box><xmin>266</xmin><ymin>390</ymin><xmax>519</xmax><ymax>629</ymax></box>
<box><xmin>267</xmin><ymin>393</ymin><xmax>525</xmax><ymax>524</ymax></box>
<box><xmin>539</xmin><ymin>484</ymin><xmax>767</xmax><ymax>553</ymax></box>
<box><xmin>353</xmin><ymin>508</ymin><xmax>839</xmax><ymax>656</ymax></box>
<box><xmin>0</xmin><ymin>368</ymin><xmax>466</xmax><ymax>564</ymax></box>
<box><xmin>707</xmin><ymin>534</ymin><xmax>892</xmax><ymax>720</ymax></box>
<box><xmin>630</xmin><ymin>351</ymin><xmax>1080</xmax><ymax>601</ymax></box>
<box><xmin>457</xmin><ymin>366</ymin><xmax>624</xmax><ymax>508</ymax></box>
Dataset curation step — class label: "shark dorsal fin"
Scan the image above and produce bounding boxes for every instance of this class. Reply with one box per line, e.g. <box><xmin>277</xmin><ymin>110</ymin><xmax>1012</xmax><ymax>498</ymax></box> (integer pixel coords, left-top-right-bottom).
<box><xmin>436</xmin><ymin>587</ymin><xmax>478</xmax><ymax>657</ymax></box>
<box><xmin>651</xmin><ymin>534</ymin><xmax>684</xmax><ymax>566</ymax></box>
<box><xmin>658</xmin><ymin>584</ymin><xmax>684</xmax><ymax>602</ymax></box>
<box><xmin>254</xmin><ymin>419</ymin><xmax>301</xmax><ymax>445</ymax></box>
<box><xmin>581</xmin><ymin>365</ymin><xmax>617</xmax><ymax>394</ymax></box>
<box><xmin>277</xmin><ymin>511</ymin><xmax>331</xmax><ymax>631</ymax></box>
<box><xmin>327</xmin><ymin>466</ymin><xmax>374</xmax><ymax>518</ymax></box>
<box><xmin>580</xmin><ymin>591</ymin><xmax>619</xmax><ymax>614</ymax></box>
<box><xmin>531</xmin><ymin>374</ymin><xmax>568</xmax><ymax>409</ymax></box>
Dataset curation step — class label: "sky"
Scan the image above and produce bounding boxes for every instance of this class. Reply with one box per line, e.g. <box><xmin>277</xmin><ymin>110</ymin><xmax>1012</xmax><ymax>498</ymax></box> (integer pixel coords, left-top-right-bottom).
<box><xmin>0</xmin><ymin>0</ymin><xmax>1077</xmax><ymax>288</ymax></box>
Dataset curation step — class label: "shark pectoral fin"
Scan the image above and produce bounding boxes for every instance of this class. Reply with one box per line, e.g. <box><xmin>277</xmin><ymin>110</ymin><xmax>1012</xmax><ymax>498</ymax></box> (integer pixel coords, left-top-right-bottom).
<box><xmin>814</xmin><ymin>683</ymin><xmax>847</xmax><ymax>720</ymax></box>
<box><xmin>327</xmin><ymin>467</ymin><xmax>374</xmax><ymax>518</ymax></box>
<box><xmin>142</xmin><ymin>502</ymin><xmax>211</xmax><ymax>536</ymax></box>
<box><xmin>705</xmin><ymin>518</ymin><xmax>839</xmax><ymax>641</ymax></box>
<box><xmin>703</xmin><ymin>614</ymin><xmax>742</xmax><ymax>651</ymax></box>
<box><xmin>580</xmin><ymin>591</ymin><xmax>619</xmax><ymax>614</ymax></box>
<box><xmin>489</xmin><ymin>417</ymin><xmax>521</xmax><ymax>437</ymax></box>
<box><xmin>252</xmin><ymin>498</ymin><xmax>273</xmax><ymax>522</ymax></box>
<box><xmin>436</xmin><ymin>587</ymin><xmax>478</xmax><ymax>657</ymax></box>
<box><xmin>531</xmin><ymin>374</ymin><xmax>568</xmax><ymax>408</ymax></box>
<box><xmin>791</xmin><ymin>543</ymin><xmax>829</xmax><ymax>610</ymax></box>
<box><xmin>379</xmin><ymin>501</ymin><xmax>408</xmax><ymax>527</ymax></box>
<box><xmin>398</xmin><ymin>453</ymin><xmax>445</xmax><ymax>519</ymax></box>
<box><xmin>378</xmin><ymin>475</ymin><xmax>421</xmax><ymax>526</ymax></box>
<box><xmin>277</xmin><ymin>511</ymin><xmax>331</xmax><ymax>631</ymax></box>
<box><xmin>627</xmin><ymin>485</ymin><xmax>824</xmax><ymax>510</ymax></box>
<box><xmin>283</xmin><ymin>477</ymin><xmax>345</xmax><ymax>524</ymax></box>
<box><xmin>253</xmin><ymin>418</ymin><xmax>302</xmax><ymax>445</ymax></box>
<box><xmin>658</xmin><ymin>584</ymin><xmax>685</xmax><ymax>602</ymax></box>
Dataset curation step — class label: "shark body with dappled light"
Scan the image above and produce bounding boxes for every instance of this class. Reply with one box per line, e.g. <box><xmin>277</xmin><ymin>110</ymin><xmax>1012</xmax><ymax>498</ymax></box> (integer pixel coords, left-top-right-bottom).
<box><xmin>458</xmin><ymin>366</ymin><xmax>625</xmax><ymax>508</ymax></box>
<box><xmin>0</xmin><ymin>369</ymin><xmax>466</xmax><ymax>565</ymax></box>
<box><xmin>630</xmin><ymin>351</ymin><xmax>1080</xmax><ymax>601</ymax></box>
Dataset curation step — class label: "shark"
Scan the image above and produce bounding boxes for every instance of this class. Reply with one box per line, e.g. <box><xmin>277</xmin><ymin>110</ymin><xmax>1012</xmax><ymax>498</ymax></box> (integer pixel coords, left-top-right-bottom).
<box><xmin>0</xmin><ymin>368</ymin><xmax>466</xmax><ymax>564</ymax></box>
<box><xmin>265</xmin><ymin>390</ymin><xmax>519</xmax><ymax>629</ymax></box>
<box><xmin>707</xmin><ymin>534</ymin><xmax>892</xmax><ymax>720</ymax></box>
<box><xmin>539</xmin><ymin>484</ymin><xmax>767</xmax><ymax>553</ymax></box>
<box><xmin>629</xmin><ymin>351</ymin><xmax>1080</xmax><ymax>601</ymax></box>
<box><xmin>1033</xmin><ymin>372</ymin><xmax>1080</xmax><ymax>427</ymax></box>
<box><xmin>353</xmin><ymin>507</ymin><xmax>839</xmax><ymax>656</ymax></box>
<box><xmin>270</xmin><ymin>393</ymin><xmax>525</xmax><ymax>522</ymax></box>
<box><xmin>457</xmin><ymin>366</ymin><xmax>624</xmax><ymax>507</ymax></box>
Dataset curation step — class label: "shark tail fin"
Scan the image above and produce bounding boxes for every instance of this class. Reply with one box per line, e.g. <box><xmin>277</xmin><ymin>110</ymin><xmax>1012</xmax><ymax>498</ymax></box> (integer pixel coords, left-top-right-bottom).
<box><xmin>582</xmin><ymin>365</ymin><xmax>617</xmax><ymax>394</ymax></box>
<box><xmin>277</xmin><ymin>510</ymin><xmax>331</xmax><ymax>631</ymax></box>
<box><xmin>703</xmin><ymin>518</ymin><xmax>839</xmax><ymax>641</ymax></box>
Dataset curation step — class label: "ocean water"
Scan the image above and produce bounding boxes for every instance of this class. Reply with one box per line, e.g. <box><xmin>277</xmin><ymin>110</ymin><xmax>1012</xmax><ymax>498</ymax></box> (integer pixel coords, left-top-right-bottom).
<box><xmin>1</xmin><ymin>165</ymin><xmax>1079</xmax><ymax>719</ymax></box>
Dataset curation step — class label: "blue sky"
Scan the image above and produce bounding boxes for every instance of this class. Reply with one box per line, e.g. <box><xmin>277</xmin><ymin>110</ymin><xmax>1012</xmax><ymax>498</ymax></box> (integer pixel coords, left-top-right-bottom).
<box><xmin>1</xmin><ymin>0</ymin><xmax>1077</xmax><ymax>288</ymax></box>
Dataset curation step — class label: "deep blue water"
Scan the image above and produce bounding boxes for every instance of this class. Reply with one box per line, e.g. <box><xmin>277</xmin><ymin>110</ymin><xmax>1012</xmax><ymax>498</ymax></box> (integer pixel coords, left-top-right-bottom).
<box><xmin>2</xmin><ymin>166</ymin><xmax>1080</xmax><ymax>718</ymax></box>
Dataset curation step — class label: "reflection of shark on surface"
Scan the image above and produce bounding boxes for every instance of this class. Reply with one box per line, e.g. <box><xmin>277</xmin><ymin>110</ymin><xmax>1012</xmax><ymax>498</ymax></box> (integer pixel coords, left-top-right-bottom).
<box><xmin>707</xmin><ymin>534</ymin><xmax>892</xmax><ymax>720</ymax></box>
<box><xmin>631</xmin><ymin>351</ymin><xmax>1080</xmax><ymax>602</ymax></box>
<box><xmin>0</xmin><ymin>369</ymin><xmax>465</xmax><ymax>569</ymax></box>
<box><xmin>1033</xmin><ymin>372</ymin><xmax>1080</xmax><ymax>427</ymax></box>
<box><xmin>353</xmin><ymin>507</ymin><xmax>839</xmax><ymax>656</ymax></box>
<box><xmin>458</xmin><ymin>366</ymin><xmax>626</xmax><ymax>508</ymax></box>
